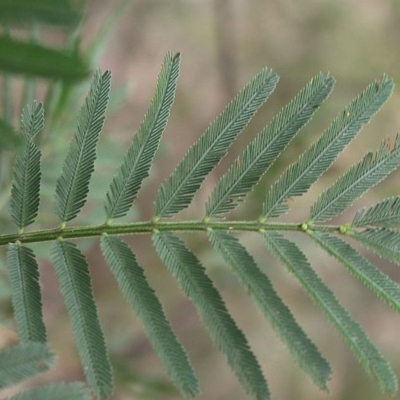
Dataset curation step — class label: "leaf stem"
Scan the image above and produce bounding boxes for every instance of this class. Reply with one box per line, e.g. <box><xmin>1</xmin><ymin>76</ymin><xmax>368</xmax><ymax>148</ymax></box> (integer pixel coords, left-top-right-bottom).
<box><xmin>0</xmin><ymin>220</ymin><xmax>342</xmax><ymax>246</ymax></box>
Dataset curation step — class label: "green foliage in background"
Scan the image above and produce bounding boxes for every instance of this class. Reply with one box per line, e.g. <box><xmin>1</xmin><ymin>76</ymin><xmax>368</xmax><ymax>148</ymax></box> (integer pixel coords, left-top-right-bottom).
<box><xmin>0</xmin><ymin>342</ymin><xmax>89</xmax><ymax>400</ymax></box>
<box><xmin>0</xmin><ymin>0</ymin><xmax>130</xmax><ymax>153</ymax></box>
<box><xmin>0</xmin><ymin>0</ymin><xmax>88</xmax><ymax>81</ymax></box>
<box><xmin>1</xmin><ymin>47</ymin><xmax>400</xmax><ymax>399</ymax></box>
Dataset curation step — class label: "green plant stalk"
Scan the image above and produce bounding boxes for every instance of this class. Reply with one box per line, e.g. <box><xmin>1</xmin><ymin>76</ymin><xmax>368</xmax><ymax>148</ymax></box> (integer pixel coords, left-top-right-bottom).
<box><xmin>0</xmin><ymin>220</ymin><xmax>345</xmax><ymax>246</ymax></box>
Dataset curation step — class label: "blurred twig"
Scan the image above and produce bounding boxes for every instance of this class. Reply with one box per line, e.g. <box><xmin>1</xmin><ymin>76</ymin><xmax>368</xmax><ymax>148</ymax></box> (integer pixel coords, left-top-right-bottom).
<box><xmin>214</xmin><ymin>0</ymin><xmax>238</xmax><ymax>102</ymax></box>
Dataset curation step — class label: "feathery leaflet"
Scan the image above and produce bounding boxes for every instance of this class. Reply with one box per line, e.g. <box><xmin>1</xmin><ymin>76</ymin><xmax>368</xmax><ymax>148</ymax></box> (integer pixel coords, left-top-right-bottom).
<box><xmin>310</xmin><ymin>134</ymin><xmax>400</xmax><ymax>222</ymax></box>
<box><xmin>264</xmin><ymin>75</ymin><xmax>394</xmax><ymax>218</ymax></box>
<box><xmin>153</xmin><ymin>232</ymin><xmax>269</xmax><ymax>399</ymax></box>
<box><xmin>208</xmin><ymin>230</ymin><xmax>331</xmax><ymax>389</ymax></box>
<box><xmin>155</xmin><ymin>68</ymin><xmax>279</xmax><ymax>218</ymax></box>
<box><xmin>6</xmin><ymin>243</ymin><xmax>46</xmax><ymax>343</ymax></box>
<box><xmin>10</xmin><ymin>102</ymin><xmax>44</xmax><ymax>229</ymax></box>
<box><xmin>51</xmin><ymin>240</ymin><xmax>113</xmax><ymax>399</ymax></box>
<box><xmin>206</xmin><ymin>73</ymin><xmax>335</xmax><ymax>218</ymax></box>
<box><xmin>105</xmin><ymin>52</ymin><xmax>181</xmax><ymax>220</ymax></box>
<box><xmin>54</xmin><ymin>70</ymin><xmax>111</xmax><ymax>223</ymax></box>
<box><xmin>100</xmin><ymin>235</ymin><xmax>199</xmax><ymax>397</ymax></box>
<box><xmin>263</xmin><ymin>232</ymin><xmax>398</xmax><ymax>394</ymax></box>
<box><xmin>352</xmin><ymin>196</ymin><xmax>400</xmax><ymax>228</ymax></box>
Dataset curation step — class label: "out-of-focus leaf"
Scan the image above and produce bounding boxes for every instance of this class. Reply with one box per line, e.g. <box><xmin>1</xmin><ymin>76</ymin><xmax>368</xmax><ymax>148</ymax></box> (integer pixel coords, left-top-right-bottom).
<box><xmin>0</xmin><ymin>0</ymin><xmax>83</xmax><ymax>27</ymax></box>
<box><xmin>0</xmin><ymin>35</ymin><xmax>90</xmax><ymax>82</ymax></box>
<box><xmin>0</xmin><ymin>118</ymin><xmax>21</xmax><ymax>149</ymax></box>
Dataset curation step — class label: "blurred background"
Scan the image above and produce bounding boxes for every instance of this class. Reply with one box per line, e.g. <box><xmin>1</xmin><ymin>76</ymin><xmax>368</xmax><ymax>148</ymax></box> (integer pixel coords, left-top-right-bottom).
<box><xmin>2</xmin><ymin>0</ymin><xmax>400</xmax><ymax>399</ymax></box>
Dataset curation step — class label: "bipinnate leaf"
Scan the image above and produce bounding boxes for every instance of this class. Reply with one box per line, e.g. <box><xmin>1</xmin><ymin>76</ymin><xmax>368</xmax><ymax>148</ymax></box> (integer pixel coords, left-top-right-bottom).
<box><xmin>100</xmin><ymin>235</ymin><xmax>199</xmax><ymax>397</ymax></box>
<box><xmin>51</xmin><ymin>240</ymin><xmax>113</xmax><ymax>399</ymax></box>
<box><xmin>153</xmin><ymin>232</ymin><xmax>269</xmax><ymax>399</ymax></box>
<box><xmin>352</xmin><ymin>196</ymin><xmax>400</xmax><ymax>228</ymax></box>
<box><xmin>208</xmin><ymin>230</ymin><xmax>331</xmax><ymax>389</ymax></box>
<box><xmin>262</xmin><ymin>232</ymin><xmax>397</xmax><ymax>394</ymax></box>
<box><xmin>105</xmin><ymin>52</ymin><xmax>181</xmax><ymax>221</ymax></box>
<box><xmin>54</xmin><ymin>70</ymin><xmax>111</xmax><ymax>223</ymax></box>
<box><xmin>352</xmin><ymin>228</ymin><xmax>400</xmax><ymax>265</ymax></box>
<box><xmin>7</xmin><ymin>383</ymin><xmax>90</xmax><ymax>400</ymax></box>
<box><xmin>264</xmin><ymin>75</ymin><xmax>394</xmax><ymax>218</ymax></box>
<box><xmin>311</xmin><ymin>231</ymin><xmax>400</xmax><ymax>313</ymax></box>
<box><xmin>155</xmin><ymin>67</ymin><xmax>279</xmax><ymax>218</ymax></box>
<box><xmin>310</xmin><ymin>134</ymin><xmax>400</xmax><ymax>222</ymax></box>
<box><xmin>4</xmin><ymin>53</ymin><xmax>400</xmax><ymax>398</ymax></box>
<box><xmin>6</xmin><ymin>243</ymin><xmax>46</xmax><ymax>343</ymax></box>
<box><xmin>206</xmin><ymin>73</ymin><xmax>335</xmax><ymax>218</ymax></box>
<box><xmin>0</xmin><ymin>342</ymin><xmax>54</xmax><ymax>389</ymax></box>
